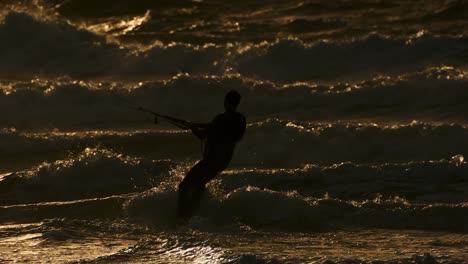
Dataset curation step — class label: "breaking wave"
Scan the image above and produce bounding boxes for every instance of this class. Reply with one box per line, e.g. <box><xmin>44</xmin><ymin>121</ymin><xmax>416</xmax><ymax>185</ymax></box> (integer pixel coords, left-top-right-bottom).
<box><xmin>0</xmin><ymin>66</ymin><xmax>467</xmax><ymax>130</ymax></box>
<box><xmin>0</xmin><ymin>121</ymin><xmax>467</xmax><ymax>170</ymax></box>
<box><xmin>0</xmin><ymin>147</ymin><xmax>173</xmax><ymax>205</ymax></box>
<box><xmin>0</xmin><ymin>147</ymin><xmax>465</xmax><ymax>232</ymax></box>
<box><xmin>125</xmin><ymin>185</ymin><xmax>467</xmax><ymax>232</ymax></box>
<box><xmin>1</xmin><ymin>12</ymin><xmax>467</xmax><ymax>81</ymax></box>
<box><xmin>0</xmin><ymin>12</ymin><xmax>223</xmax><ymax>79</ymax></box>
<box><xmin>236</xmin><ymin>34</ymin><xmax>468</xmax><ymax>81</ymax></box>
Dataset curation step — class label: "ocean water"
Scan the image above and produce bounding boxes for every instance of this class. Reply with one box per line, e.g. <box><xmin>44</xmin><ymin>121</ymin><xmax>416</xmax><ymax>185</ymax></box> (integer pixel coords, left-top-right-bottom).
<box><xmin>0</xmin><ymin>0</ymin><xmax>467</xmax><ymax>263</ymax></box>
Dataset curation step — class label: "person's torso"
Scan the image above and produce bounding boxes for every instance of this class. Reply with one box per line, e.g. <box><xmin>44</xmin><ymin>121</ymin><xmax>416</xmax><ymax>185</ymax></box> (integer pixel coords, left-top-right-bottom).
<box><xmin>203</xmin><ymin>112</ymin><xmax>246</xmax><ymax>161</ymax></box>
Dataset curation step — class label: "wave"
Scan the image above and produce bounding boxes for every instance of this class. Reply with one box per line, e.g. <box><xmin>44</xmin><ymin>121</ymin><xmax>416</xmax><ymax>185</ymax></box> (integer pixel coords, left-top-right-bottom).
<box><xmin>0</xmin><ymin>121</ymin><xmax>467</xmax><ymax>171</ymax></box>
<box><xmin>238</xmin><ymin>119</ymin><xmax>468</xmax><ymax>167</ymax></box>
<box><xmin>0</xmin><ymin>12</ymin><xmax>224</xmax><ymax>79</ymax></box>
<box><xmin>236</xmin><ymin>34</ymin><xmax>468</xmax><ymax>81</ymax></box>
<box><xmin>0</xmin><ymin>150</ymin><xmax>465</xmax><ymax>231</ymax></box>
<box><xmin>0</xmin><ymin>147</ymin><xmax>174</xmax><ymax>205</ymax></box>
<box><xmin>0</xmin><ymin>12</ymin><xmax>124</xmax><ymax>78</ymax></box>
<box><xmin>219</xmin><ymin>158</ymin><xmax>468</xmax><ymax>203</ymax></box>
<box><xmin>39</xmin><ymin>0</ymin><xmax>468</xmax><ymax>46</ymax></box>
<box><xmin>125</xmin><ymin>186</ymin><xmax>467</xmax><ymax>232</ymax></box>
<box><xmin>1</xmin><ymin>12</ymin><xmax>467</xmax><ymax>81</ymax></box>
<box><xmin>1</xmin><ymin>66</ymin><xmax>467</xmax><ymax>130</ymax></box>
<box><xmin>70</xmin><ymin>232</ymin><xmax>456</xmax><ymax>264</ymax></box>
<box><xmin>0</xmin><ymin>129</ymin><xmax>199</xmax><ymax>172</ymax></box>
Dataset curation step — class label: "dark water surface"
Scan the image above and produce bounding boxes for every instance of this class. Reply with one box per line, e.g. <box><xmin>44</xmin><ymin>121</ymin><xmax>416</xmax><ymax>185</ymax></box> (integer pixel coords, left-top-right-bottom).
<box><xmin>0</xmin><ymin>1</ymin><xmax>467</xmax><ymax>263</ymax></box>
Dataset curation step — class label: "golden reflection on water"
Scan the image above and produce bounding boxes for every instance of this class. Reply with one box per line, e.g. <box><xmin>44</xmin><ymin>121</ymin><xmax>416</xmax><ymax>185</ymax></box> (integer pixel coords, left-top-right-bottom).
<box><xmin>164</xmin><ymin>243</ymin><xmax>227</xmax><ymax>264</ymax></box>
<box><xmin>0</xmin><ymin>224</ymin><xmax>467</xmax><ymax>263</ymax></box>
<box><xmin>0</xmin><ymin>223</ymin><xmax>137</xmax><ymax>263</ymax></box>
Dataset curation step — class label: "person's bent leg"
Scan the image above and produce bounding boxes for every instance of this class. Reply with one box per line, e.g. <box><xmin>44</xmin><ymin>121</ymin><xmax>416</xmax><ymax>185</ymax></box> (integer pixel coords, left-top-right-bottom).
<box><xmin>177</xmin><ymin>159</ymin><xmax>229</xmax><ymax>220</ymax></box>
<box><xmin>177</xmin><ymin>160</ymin><xmax>207</xmax><ymax>219</ymax></box>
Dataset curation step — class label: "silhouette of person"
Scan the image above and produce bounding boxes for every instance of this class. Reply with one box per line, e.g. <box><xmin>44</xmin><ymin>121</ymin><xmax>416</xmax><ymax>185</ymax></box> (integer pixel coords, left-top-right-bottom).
<box><xmin>177</xmin><ymin>90</ymin><xmax>246</xmax><ymax>220</ymax></box>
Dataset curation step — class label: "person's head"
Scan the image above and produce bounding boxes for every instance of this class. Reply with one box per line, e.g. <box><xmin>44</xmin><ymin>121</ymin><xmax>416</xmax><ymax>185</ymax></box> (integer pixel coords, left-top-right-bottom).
<box><xmin>224</xmin><ymin>90</ymin><xmax>241</xmax><ymax>112</ymax></box>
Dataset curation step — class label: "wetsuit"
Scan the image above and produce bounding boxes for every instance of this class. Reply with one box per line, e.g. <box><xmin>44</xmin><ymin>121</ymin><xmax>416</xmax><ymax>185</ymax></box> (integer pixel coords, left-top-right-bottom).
<box><xmin>177</xmin><ymin>111</ymin><xmax>246</xmax><ymax>219</ymax></box>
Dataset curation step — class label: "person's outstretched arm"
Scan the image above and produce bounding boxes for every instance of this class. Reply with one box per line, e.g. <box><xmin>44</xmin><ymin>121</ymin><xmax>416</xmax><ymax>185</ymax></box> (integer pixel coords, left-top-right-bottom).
<box><xmin>187</xmin><ymin>122</ymin><xmax>210</xmax><ymax>139</ymax></box>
